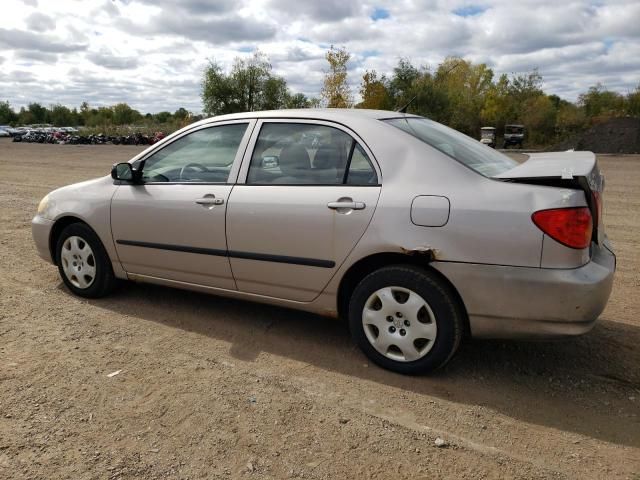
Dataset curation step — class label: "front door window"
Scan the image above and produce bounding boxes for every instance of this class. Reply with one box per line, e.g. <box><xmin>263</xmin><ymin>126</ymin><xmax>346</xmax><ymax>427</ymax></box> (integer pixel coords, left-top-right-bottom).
<box><xmin>141</xmin><ymin>123</ymin><xmax>248</xmax><ymax>183</ymax></box>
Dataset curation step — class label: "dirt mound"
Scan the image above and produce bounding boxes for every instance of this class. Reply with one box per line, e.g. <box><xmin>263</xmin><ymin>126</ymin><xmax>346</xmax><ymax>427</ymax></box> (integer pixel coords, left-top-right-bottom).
<box><xmin>549</xmin><ymin>117</ymin><xmax>640</xmax><ymax>154</ymax></box>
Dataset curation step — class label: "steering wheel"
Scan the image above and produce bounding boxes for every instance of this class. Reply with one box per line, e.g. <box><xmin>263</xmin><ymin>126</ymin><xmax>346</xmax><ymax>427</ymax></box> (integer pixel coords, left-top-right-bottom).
<box><xmin>179</xmin><ymin>162</ymin><xmax>208</xmax><ymax>181</ymax></box>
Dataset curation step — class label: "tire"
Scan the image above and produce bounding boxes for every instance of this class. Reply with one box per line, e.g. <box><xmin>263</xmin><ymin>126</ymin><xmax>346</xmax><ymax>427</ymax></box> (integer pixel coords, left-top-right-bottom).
<box><xmin>348</xmin><ymin>265</ymin><xmax>464</xmax><ymax>375</ymax></box>
<box><xmin>55</xmin><ymin>223</ymin><xmax>116</xmax><ymax>298</ymax></box>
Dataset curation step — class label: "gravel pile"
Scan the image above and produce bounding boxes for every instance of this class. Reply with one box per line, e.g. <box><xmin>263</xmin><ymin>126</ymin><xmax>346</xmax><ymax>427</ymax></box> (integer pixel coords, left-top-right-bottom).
<box><xmin>549</xmin><ymin>117</ymin><xmax>640</xmax><ymax>154</ymax></box>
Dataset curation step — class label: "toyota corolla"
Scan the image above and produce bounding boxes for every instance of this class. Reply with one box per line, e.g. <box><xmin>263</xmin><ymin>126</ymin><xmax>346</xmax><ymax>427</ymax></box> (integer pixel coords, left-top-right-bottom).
<box><xmin>32</xmin><ymin>109</ymin><xmax>616</xmax><ymax>374</ymax></box>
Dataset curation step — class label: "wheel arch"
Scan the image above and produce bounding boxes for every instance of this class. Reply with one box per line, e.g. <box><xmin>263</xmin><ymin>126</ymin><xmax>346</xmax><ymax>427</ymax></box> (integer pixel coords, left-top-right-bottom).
<box><xmin>337</xmin><ymin>252</ymin><xmax>470</xmax><ymax>337</ymax></box>
<box><xmin>49</xmin><ymin>216</ymin><xmax>92</xmax><ymax>265</ymax></box>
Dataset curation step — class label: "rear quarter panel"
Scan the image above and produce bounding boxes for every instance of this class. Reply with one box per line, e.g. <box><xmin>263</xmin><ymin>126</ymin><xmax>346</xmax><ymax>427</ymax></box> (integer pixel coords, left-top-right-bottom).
<box><xmin>318</xmin><ymin>123</ymin><xmax>589</xmax><ymax>300</ymax></box>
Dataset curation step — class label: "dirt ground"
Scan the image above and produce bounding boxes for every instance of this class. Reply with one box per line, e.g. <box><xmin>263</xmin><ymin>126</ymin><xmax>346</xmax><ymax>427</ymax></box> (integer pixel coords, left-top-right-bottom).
<box><xmin>0</xmin><ymin>138</ymin><xmax>639</xmax><ymax>479</ymax></box>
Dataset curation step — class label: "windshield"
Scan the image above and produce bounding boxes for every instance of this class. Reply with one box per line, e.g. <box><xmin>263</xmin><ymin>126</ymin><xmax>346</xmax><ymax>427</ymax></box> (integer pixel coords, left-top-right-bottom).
<box><xmin>384</xmin><ymin>117</ymin><xmax>517</xmax><ymax>177</ymax></box>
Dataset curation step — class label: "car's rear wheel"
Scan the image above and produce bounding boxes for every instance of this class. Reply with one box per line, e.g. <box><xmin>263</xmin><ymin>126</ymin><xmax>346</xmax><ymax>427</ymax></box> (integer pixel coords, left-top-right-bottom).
<box><xmin>348</xmin><ymin>265</ymin><xmax>464</xmax><ymax>374</ymax></box>
<box><xmin>55</xmin><ymin>223</ymin><xmax>116</xmax><ymax>298</ymax></box>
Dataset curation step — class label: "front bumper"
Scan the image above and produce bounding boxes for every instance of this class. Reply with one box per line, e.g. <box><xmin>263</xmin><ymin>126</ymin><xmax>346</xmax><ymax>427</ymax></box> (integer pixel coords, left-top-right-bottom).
<box><xmin>433</xmin><ymin>241</ymin><xmax>616</xmax><ymax>339</ymax></box>
<box><xmin>32</xmin><ymin>214</ymin><xmax>55</xmax><ymax>264</ymax></box>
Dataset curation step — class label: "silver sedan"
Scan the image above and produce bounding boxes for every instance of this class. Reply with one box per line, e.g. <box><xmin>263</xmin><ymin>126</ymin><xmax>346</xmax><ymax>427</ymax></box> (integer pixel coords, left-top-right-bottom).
<box><xmin>32</xmin><ymin>109</ymin><xmax>616</xmax><ymax>374</ymax></box>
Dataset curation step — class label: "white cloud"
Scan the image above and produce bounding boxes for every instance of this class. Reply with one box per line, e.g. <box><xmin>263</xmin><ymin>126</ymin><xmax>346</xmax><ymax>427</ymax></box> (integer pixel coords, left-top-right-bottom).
<box><xmin>0</xmin><ymin>0</ymin><xmax>638</xmax><ymax>113</ymax></box>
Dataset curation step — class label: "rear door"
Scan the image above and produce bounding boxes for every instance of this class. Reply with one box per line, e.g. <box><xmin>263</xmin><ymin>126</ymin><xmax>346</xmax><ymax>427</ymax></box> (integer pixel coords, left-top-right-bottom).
<box><xmin>226</xmin><ymin>120</ymin><xmax>381</xmax><ymax>302</ymax></box>
<box><xmin>111</xmin><ymin>121</ymin><xmax>253</xmax><ymax>289</ymax></box>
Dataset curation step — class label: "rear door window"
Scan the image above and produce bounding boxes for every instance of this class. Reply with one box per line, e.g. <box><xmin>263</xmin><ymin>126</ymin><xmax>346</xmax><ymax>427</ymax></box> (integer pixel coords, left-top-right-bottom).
<box><xmin>346</xmin><ymin>144</ymin><xmax>377</xmax><ymax>185</ymax></box>
<box><xmin>247</xmin><ymin>122</ymin><xmax>378</xmax><ymax>185</ymax></box>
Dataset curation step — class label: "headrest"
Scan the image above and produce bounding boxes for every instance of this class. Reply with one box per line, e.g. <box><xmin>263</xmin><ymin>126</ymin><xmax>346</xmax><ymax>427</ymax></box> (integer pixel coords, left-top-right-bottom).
<box><xmin>313</xmin><ymin>145</ymin><xmax>341</xmax><ymax>169</ymax></box>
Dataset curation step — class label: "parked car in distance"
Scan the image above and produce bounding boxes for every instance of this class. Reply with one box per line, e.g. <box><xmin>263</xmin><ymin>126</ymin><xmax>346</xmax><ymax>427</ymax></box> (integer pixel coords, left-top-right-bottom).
<box><xmin>0</xmin><ymin>128</ymin><xmax>10</xmax><ymax>137</ymax></box>
<box><xmin>31</xmin><ymin>109</ymin><xmax>616</xmax><ymax>374</ymax></box>
<box><xmin>503</xmin><ymin>124</ymin><xmax>525</xmax><ymax>148</ymax></box>
<box><xmin>480</xmin><ymin>126</ymin><xmax>496</xmax><ymax>148</ymax></box>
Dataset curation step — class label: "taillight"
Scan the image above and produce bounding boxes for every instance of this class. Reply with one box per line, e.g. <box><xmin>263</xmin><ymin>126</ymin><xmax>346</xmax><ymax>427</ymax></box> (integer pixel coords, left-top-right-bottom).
<box><xmin>532</xmin><ymin>207</ymin><xmax>592</xmax><ymax>249</ymax></box>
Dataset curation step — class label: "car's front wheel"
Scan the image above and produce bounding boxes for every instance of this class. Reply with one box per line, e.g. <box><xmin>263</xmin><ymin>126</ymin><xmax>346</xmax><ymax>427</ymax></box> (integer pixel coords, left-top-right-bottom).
<box><xmin>348</xmin><ymin>265</ymin><xmax>464</xmax><ymax>374</ymax></box>
<box><xmin>55</xmin><ymin>223</ymin><xmax>116</xmax><ymax>298</ymax></box>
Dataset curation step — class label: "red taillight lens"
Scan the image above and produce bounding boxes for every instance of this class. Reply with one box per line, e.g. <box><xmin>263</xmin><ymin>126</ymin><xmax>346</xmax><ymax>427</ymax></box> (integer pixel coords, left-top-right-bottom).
<box><xmin>532</xmin><ymin>207</ymin><xmax>593</xmax><ymax>249</ymax></box>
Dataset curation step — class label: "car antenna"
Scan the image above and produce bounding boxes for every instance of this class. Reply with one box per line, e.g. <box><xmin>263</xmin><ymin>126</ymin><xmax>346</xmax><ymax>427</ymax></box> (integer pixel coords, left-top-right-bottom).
<box><xmin>396</xmin><ymin>95</ymin><xmax>416</xmax><ymax>113</ymax></box>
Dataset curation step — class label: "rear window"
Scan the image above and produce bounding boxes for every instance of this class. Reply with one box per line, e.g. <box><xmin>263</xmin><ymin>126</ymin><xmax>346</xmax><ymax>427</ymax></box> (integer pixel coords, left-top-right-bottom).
<box><xmin>384</xmin><ymin>117</ymin><xmax>517</xmax><ymax>177</ymax></box>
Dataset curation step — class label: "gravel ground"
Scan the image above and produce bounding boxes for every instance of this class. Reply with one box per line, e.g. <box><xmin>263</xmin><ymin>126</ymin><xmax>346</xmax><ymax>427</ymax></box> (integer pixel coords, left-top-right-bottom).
<box><xmin>0</xmin><ymin>139</ymin><xmax>639</xmax><ymax>479</ymax></box>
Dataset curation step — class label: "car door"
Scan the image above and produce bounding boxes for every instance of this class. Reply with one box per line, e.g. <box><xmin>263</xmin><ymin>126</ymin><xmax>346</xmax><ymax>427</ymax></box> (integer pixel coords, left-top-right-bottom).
<box><xmin>111</xmin><ymin>120</ymin><xmax>254</xmax><ymax>289</ymax></box>
<box><xmin>226</xmin><ymin>120</ymin><xmax>382</xmax><ymax>302</ymax></box>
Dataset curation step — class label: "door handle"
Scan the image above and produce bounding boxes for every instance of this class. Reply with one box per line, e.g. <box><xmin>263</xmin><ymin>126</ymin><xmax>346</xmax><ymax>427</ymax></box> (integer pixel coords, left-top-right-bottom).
<box><xmin>327</xmin><ymin>200</ymin><xmax>366</xmax><ymax>210</ymax></box>
<box><xmin>195</xmin><ymin>195</ymin><xmax>224</xmax><ymax>206</ymax></box>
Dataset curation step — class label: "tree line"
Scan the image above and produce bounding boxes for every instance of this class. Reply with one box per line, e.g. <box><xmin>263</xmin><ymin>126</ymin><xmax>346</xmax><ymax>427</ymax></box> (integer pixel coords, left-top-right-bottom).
<box><xmin>2</xmin><ymin>46</ymin><xmax>638</xmax><ymax>146</ymax></box>
<box><xmin>0</xmin><ymin>101</ymin><xmax>197</xmax><ymax>128</ymax></box>
<box><xmin>202</xmin><ymin>46</ymin><xmax>640</xmax><ymax>145</ymax></box>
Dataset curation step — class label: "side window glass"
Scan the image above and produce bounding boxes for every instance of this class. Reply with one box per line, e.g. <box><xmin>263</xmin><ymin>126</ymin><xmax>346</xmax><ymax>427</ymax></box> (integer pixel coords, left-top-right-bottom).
<box><xmin>141</xmin><ymin>123</ymin><xmax>248</xmax><ymax>183</ymax></box>
<box><xmin>346</xmin><ymin>144</ymin><xmax>378</xmax><ymax>185</ymax></box>
<box><xmin>247</xmin><ymin>123</ymin><xmax>353</xmax><ymax>185</ymax></box>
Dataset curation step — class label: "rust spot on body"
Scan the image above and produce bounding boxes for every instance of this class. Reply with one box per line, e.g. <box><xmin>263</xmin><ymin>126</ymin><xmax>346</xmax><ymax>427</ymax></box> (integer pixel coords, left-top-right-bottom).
<box><xmin>400</xmin><ymin>246</ymin><xmax>438</xmax><ymax>261</ymax></box>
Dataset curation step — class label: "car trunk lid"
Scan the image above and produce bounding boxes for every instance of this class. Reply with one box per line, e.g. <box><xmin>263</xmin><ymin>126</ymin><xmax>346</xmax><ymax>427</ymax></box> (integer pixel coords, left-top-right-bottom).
<box><xmin>494</xmin><ymin>151</ymin><xmax>605</xmax><ymax>244</ymax></box>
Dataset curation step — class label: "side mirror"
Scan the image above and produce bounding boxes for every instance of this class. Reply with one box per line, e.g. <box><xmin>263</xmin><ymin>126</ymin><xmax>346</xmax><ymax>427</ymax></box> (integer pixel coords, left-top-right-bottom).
<box><xmin>111</xmin><ymin>162</ymin><xmax>141</xmax><ymax>183</ymax></box>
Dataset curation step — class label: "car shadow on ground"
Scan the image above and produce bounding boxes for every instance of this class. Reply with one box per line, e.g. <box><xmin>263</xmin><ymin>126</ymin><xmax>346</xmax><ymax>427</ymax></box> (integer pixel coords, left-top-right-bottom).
<box><xmin>78</xmin><ymin>280</ymin><xmax>640</xmax><ymax>449</ymax></box>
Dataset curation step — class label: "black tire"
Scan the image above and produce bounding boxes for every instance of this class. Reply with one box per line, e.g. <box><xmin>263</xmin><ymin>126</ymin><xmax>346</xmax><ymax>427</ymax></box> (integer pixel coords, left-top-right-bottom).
<box><xmin>55</xmin><ymin>223</ymin><xmax>116</xmax><ymax>298</ymax></box>
<box><xmin>348</xmin><ymin>265</ymin><xmax>464</xmax><ymax>375</ymax></box>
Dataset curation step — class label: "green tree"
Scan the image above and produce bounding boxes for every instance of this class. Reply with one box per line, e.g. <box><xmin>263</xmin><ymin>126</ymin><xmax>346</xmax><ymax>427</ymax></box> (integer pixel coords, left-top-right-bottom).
<box><xmin>174</xmin><ymin>107</ymin><xmax>190</xmax><ymax>120</ymax></box>
<box><xmin>385</xmin><ymin>58</ymin><xmax>449</xmax><ymax>120</ymax></box>
<box><xmin>153</xmin><ymin>111</ymin><xmax>173</xmax><ymax>123</ymax></box>
<box><xmin>320</xmin><ymin>45</ymin><xmax>352</xmax><ymax>108</ymax></box>
<box><xmin>201</xmin><ymin>61</ymin><xmax>238</xmax><ymax>115</ymax></box>
<box><xmin>357</xmin><ymin>70</ymin><xmax>392</xmax><ymax>110</ymax></box>
<box><xmin>481</xmin><ymin>73</ymin><xmax>512</xmax><ymax>129</ymax></box>
<box><xmin>508</xmin><ymin>69</ymin><xmax>544</xmax><ymax>104</ymax></box>
<box><xmin>112</xmin><ymin>103</ymin><xmax>142</xmax><ymax>125</ymax></box>
<box><xmin>0</xmin><ymin>101</ymin><xmax>17</xmax><ymax>124</ymax></box>
<box><xmin>433</xmin><ymin>57</ymin><xmax>493</xmax><ymax>134</ymax></box>
<box><xmin>285</xmin><ymin>93</ymin><xmax>315</xmax><ymax>109</ymax></box>
<box><xmin>626</xmin><ymin>85</ymin><xmax>640</xmax><ymax>116</ymax></box>
<box><xmin>27</xmin><ymin>103</ymin><xmax>48</xmax><ymax>124</ymax></box>
<box><xmin>88</xmin><ymin>106</ymin><xmax>114</xmax><ymax>126</ymax></box>
<box><xmin>18</xmin><ymin>107</ymin><xmax>34</xmax><ymax>125</ymax></box>
<box><xmin>556</xmin><ymin>102</ymin><xmax>586</xmax><ymax>137</ymax></box>
<box><xmin>70</xmin><ymin>108</ymin><xmax>82</xmax><ymax>126</ymax></box>
<box><xmin>48</xmin><ymin>104</ymin><xmax>74</xmax><ymax>126</ymax></box>
<box><xmin>520</xmin><ymin>95</ymin><xmax>557</xmax><ymax>145</ymax></box>
<box><xmin>231</xmin><ymin>51</ymin><xmax>276</xmax><ymax>111</ymax></box>
<box><xmin>202</xmin><ymin>51</ymin><xmax>301</xmax><ymax>115</ymax></box>
<box><xmin>578</xmin><ymin>84</ymin><xmax>624</xmax><ymax>118</ymax></box>
<box><xmin>388</xmin><ymin>58</ymin><xmax>420</xmax><ymax>106</ymax></box>
<box><xmin>261</xmin><ymin>76</ymin><xmax>289</xmax><ymax>110</ymax></box>
<box><xmin>80</xmin><ymin>101</ymin><xmax>91</xmax><ymax>125</ymax></box>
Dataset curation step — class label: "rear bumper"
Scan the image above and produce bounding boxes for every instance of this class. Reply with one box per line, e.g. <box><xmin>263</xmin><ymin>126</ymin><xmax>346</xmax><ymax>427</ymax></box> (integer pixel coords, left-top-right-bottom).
<box><xmin>432</xmin><ymin>241</ymin><xmax>616</xmax><ymax>339</ymax></box>
<box><xmin>32</xmin><ymin>215</ymin><xmax>54</xmax><ymax>264</ymax></box>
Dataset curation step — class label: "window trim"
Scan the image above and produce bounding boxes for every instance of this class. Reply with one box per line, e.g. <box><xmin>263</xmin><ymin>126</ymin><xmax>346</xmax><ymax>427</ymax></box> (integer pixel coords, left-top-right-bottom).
<box><xmin>131</xmin><ymin>119</ymin><xmax>256</xmax><ymax>186</ymax></box>
<box><xmin>236</xmin><ymin>118</ymin><xmax>381</xmax><ymax>187</ymax></box>
<box><xmin>341</xmin><ymin>139</ymin><xmax>357</xmax><ymax>184</ymax></box>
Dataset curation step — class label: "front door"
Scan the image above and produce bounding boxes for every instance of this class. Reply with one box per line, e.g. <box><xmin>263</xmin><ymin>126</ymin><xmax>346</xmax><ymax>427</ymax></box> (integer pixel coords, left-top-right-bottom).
<box><xmin>111</xmin><ymin>121</ymin><xmax>252</xmax><ymax>289</ymax></box>
<box><xmin>226</xmin><ymin>121</ymin><xmax>381</xmax><ymax>302</ymax></box>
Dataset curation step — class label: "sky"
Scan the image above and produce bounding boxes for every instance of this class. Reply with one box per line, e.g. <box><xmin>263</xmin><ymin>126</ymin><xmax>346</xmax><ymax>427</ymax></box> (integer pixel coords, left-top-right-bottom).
<box><xmin>0</xmin><ymin>0</ymin><xmax>639</xmax><ymax>114</ymax></box>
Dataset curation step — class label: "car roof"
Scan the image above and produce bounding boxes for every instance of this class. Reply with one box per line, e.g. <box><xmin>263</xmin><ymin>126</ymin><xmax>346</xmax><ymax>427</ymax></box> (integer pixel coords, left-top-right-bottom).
<box><xmin>194</xmin><ymin>108</ymin><xmax>420</xmax><ymax>126</ymax></box>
